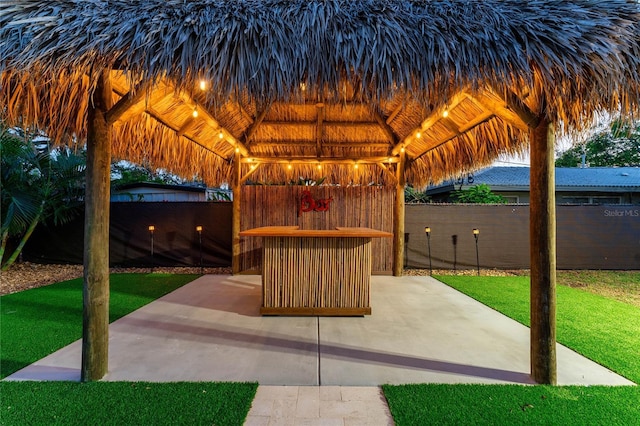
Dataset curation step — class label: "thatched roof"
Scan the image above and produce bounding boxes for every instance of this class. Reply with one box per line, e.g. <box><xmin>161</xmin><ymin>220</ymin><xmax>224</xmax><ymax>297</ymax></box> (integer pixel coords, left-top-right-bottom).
<box><xmin>2</xmin><ymin>0</ymin><xmax>640</xmax><ymax>188</ymax></box>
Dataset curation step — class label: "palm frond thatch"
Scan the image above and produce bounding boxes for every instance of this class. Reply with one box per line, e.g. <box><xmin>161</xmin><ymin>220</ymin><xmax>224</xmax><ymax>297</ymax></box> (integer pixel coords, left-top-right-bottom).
<box><xmin>2</xmin><ymin>0</ymin><xmax>640</xmax><ymax>188</ymax></box>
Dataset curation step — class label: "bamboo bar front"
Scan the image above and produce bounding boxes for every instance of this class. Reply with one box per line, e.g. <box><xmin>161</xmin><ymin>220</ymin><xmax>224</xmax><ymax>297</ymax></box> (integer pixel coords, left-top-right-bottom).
<box><xmin>240</xmin><ymin>226</ymin><xmax>393</xmax><ymax>316</ymax></box>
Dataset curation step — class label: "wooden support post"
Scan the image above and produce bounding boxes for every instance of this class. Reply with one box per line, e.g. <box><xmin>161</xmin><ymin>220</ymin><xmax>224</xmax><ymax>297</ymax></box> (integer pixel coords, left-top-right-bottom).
<box><xmin>231</xmin><ymin>150</ymin><xmax>242</xmax><ymax>274</ymax></box>
<box><xmin>530</xmin><ymin>117</ymin><xmax>557</xmax><ymax>385</ymax></box>
<box><xmin>393</xmin><ymin>152</ymin><xmax>406</xmax><ymax>276</ymax></box>
<box><xmin>82</xmin><ymin>69</ymin><xmax>112</xmax><ymax>381</ymax></box>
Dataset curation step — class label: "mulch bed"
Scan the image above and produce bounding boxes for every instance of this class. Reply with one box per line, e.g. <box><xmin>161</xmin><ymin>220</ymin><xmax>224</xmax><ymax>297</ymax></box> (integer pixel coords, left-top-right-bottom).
<box><xmin>0</xmin><ymin>262</ymin><xmax>231</xmax><ymax>295</ymax></box>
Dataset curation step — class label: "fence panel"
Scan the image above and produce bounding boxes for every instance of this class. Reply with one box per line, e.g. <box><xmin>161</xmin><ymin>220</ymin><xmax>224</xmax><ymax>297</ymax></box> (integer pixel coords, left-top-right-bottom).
<box><xmin>405</xmin><ymin>204</ymin><xmax>639</xmax><ymax>270</ymax></box>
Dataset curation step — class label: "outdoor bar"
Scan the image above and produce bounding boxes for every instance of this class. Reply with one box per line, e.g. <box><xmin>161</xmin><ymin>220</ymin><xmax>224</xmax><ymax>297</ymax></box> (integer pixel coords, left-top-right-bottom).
<box><xmin>240</xmin><ymin>226</ymin><xmax>393</xmax><ymax>315</ymax></box>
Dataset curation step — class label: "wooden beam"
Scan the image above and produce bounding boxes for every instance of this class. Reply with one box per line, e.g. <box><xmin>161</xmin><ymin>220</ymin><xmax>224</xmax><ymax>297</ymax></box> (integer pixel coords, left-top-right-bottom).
<box><xmin>240</xmin><ymin>163</ymin><xmax>261</xmax><ymax>184</ymax></box>
<box><xmin>82</xmin><ymin>69</ymin><xmax>112</xmax><ymax>382</ymax></box>
<box><xmin>323</xmin><ymin>142</ymin><xmax>391</xmax><ymax>148</ymax></box>
<box><xmin>236</xmin><ymin>103</ymin><xmax>253</xmax><ymax>124</ymax></box>
<box><xmin>249</xmin><ymin>140</ymin><xmax>390</xmax><ymax>149</ymax></box>
<box><xmin>409</xmin><ymin>110</ymin><xmax>494</xmax><ymax>161</ymax></box>
<box><xmin>316</xmin><ymin>103</ymin><xmax>324</xmax><ymax>157</ymax></box>
<box><xmin>369</xmin><ymin>106</ymin><xmax>398</xmax><ymax>145</ymax></box>
<box><xmin>144</xmin><ymin>109</ymin><xmax>229</xmax><ymax>160</ymax></box>
<box><xmin>489</xmin><ymin>84</ymin><xmax>539</xmax><ymax>129</ymax></box>
<box><xmin>439</xmin><ymin>116</ymin><xmax>462</xmax><ymax>135</ymax></box>
<box><xmin>530</xmin><ymin>116</ymin><xmax>557</xmax><ymax>385</ymax></box>
<box><xmin>240</xmin><ymin>156</ymin><xmax>399</xmax><ymax>164</ymax></box>
<box><xmin>386</xmin><ymin>102</ymin><xmax>404</xmax><ymax>125</ymax></box>
<box><xmin>175</xmin><ymin>89</ymin><xmax>250</xmax><ymax>156</ymax></box>
<box><xmin>244</xmin><ymin>106</ymin><xmax>270</xmax><ymax>143</ymax></box>
<box><xmin>106</xmin><ymin>79</ymin><xmax>152</xmax><ymax>125</ymax></box>
<box><xmin>176</xmin><ymin>116</ymin><xmax>197</xmax><ymax>137</ymax></box>
<box><xmin>393</xmin><ymin>151</ymin><xmax>406</xmax><ymax>276</ymax></box>
<box><xmin>470</xmin><ymin>93</ymin><xmax>530</xmax><ymax>132</ymax></box>
<box><xmin>376</xmin><ymin>162</ymin><xmax>398</xmax><ymax>184</ymax></box>
<box><xmin>262</xmin><ymin>120</ymin><xmax>379</xmax><ymax>127</ymax></box>
<box><xmin>231</xmin><ymin>151</ymin><xmax>242</xmax><ymax>275</ymax></box>
<box><xmin>392</xmin><ymin>90</ymin><xmax>469</xmax><ymax>155</ymax></box>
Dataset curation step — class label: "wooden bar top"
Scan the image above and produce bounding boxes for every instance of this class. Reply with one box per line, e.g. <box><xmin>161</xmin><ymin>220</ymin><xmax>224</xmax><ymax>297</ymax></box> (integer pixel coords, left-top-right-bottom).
<box><xmin>239</xmin><ymin>226</ymin><xmax>393</xmax><ymax>238</ymax></box>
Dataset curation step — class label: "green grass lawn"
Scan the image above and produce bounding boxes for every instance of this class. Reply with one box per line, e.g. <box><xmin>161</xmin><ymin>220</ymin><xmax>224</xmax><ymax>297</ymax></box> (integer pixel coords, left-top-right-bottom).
<box><xmin>383</xmin><ymin>384</ymin><xmax>640</xmax><ymax>426</ymax></box>
<box><xmin>433</xmin><ymin>275</ymin><xmax>640</xmax><ymax>384</ymax></box>
<box><xmin>1</xmin><ymin>381</ymin><xmax>257</xmax><ymax>426</ymax></box>
<box><xmin>1</xmin><ymin>273</ymin><xmax>200</xmax><ymax>379</ymax></box>
<box><xmin>383</xmin><ymin>273</ymin><xmax>640</xmax><ymax>426</ymax></box>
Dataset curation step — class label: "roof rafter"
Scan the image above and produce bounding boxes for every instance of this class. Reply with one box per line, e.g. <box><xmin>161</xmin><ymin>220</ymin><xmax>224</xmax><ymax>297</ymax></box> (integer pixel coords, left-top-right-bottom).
<box><xmin>368</xmin><ymin>105</ymin><xmax>398</xmax><ymax>146</ymax></box>
<box><xmin>391</xmin><ymin>90</ymin><xmax>469</xmax><ymax>155</ymax></box>
<box><xmin>386</xmin><ymin>103</ymin><xmax>404</xmax><ymax>125</ymax></box>
<box><xmin>241</xmin><ymin>156</ymin><xmax>399</xmax><ymax>164</ymax></box>
<box><xmin>316</xmin><ymin>102</ymin><xmax>324</xmax><ymax>157</ymax></box>
<box><xmin>250</xmin><ymin>141</ymin><xmax>391</xmax><ymax>149</ymax></box>
<box><xmin>144</xmin><ymin>108</ymin><xmax>228</xmax><ymax>161</ymax></box>
<box><xmin>107</xmin><ymin>79</ymin><xmax>153</xmax><ymax>125</ymax></box>
<box><xmin>488</xmin><ymin>84</ymin><xmax>539</xmax><ymax>129</ymax></box>
<box><xmin>410</xmin><ymin>110</ymin><xmax>495</xmax><ymax>161</ymax></box>
<box><xmin>243</xmin><ymin>105</ymin><xmax>270</xmax><ymax>144</ymax></box>
<box><xmin>174</xmin><ymin>89</ymin><xmax>250</xmax><ymax>156</ymax></box>
<box><xmin>468</xmin><ymin>92</ymin><xmax>530</xmax><ymax>132</ymax></box>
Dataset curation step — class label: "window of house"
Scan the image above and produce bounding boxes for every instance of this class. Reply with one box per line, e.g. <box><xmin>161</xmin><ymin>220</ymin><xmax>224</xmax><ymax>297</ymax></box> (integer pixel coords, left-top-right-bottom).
<box><xmin>590</xmin><ymin>196</ymin><xmax>621</xmax><ymax>205</ymax></box>
<box><xmin>560</xmin><ymin>196</ymin><xmax>621</xmax><ymax>204</ymax></box>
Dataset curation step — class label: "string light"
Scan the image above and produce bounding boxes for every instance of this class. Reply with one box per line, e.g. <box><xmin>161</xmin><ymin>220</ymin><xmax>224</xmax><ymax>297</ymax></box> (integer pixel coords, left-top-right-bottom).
<box><xmin>442</xmin><ymin>109</ymin><xmax>449</xmax><ymax>118</ymax></box>
<box><xmin>218</xmin><ymin>131</ymin><xmax>224</xmax><ymax>139</ymax></box>
<box><xmin>317</xmin><ymin>163</ymin><xmax>322</xmax><ymax>170</ymax></box>
<box><xmin>199</xmin><ymin>80</ymin><xmax>206</xmax><ymax>91</ymax></box>
<box><xmin>400</xmin><ymin>146</ymin><xmax>405</xmax><ymax>153</ymax></box>
<box><xmin>235</xmin><ymin>146</ymin><xmax>240</xmax><ymax>153</ymax></box>
<box><xmin>192</xmin><ymin>107</ymin><xmax>198</xmax><ymax>118</ymax></box>
<box><xmin>354</xmin><ymin>163</ymin><xmax>359</xmax><ymax>169</ymax></box>
<box><xmin>287</xmin><ymin>163</ymin><xmax>292</xmax><ymax>170</ymax></box>
<box><xmin>416</xmin><ymin>132</ymin><xmax>421</xmax><ymax>139</ymax></box>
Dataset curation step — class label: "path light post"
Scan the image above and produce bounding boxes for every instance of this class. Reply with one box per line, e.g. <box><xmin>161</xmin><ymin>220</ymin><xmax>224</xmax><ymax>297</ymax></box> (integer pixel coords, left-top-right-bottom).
<box><xmin>196</xmin><ymin>225</ymin><xmax>203</xmax><ymax>274</ymax></box>
<box><xmin>473</xmin><ymin>228</ymin><xmax>480</xmax><ymax>276</ymax></box>
<box><xmin>148</xmin><ymin>225</ymin><xmax>155</xmax><ymax>272</ymax></box>
<box><xmin>452</xmin><ymin>234</ymin><xmax>458</xmax><ymax>273</ymax></box>
<box><xmin>424</xmin><ymin>227</ymin><xmax>432</xmax><ymax>275</ymax></box>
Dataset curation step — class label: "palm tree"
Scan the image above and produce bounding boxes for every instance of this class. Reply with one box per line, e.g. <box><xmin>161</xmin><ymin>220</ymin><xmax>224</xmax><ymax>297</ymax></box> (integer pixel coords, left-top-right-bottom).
<box><xmin>0</xmin><ymin>127</ymin><xmax>85</xmax><ymax>270</ymax></box>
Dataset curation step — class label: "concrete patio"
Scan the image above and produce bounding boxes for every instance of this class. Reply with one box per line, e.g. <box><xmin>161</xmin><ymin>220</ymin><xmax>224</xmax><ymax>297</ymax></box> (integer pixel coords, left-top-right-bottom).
<box><xmin>6</xmin><ymin>274</ymin><xmax>633</xmax><ymax>386</ymax></box>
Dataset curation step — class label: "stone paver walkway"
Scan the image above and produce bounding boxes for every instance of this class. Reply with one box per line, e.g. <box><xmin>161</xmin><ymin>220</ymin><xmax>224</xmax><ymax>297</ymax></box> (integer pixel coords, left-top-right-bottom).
<box><xmin>245</xmin><ymin>386</ymin><xmax>394</xmax><ymax>426</ymax></box>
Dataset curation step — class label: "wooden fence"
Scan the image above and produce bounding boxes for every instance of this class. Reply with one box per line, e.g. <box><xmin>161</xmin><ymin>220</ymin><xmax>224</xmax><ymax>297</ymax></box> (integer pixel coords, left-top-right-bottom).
<box><xmin>405</xmin><ymin>204</ymin><xmax>640</xmax><ymax>270</ymax></box>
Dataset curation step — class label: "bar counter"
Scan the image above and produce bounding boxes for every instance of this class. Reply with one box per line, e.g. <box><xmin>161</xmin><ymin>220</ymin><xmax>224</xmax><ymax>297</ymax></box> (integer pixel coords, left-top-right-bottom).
<box><xmin>239</xmin><ymin>226</ymin><xmax>393</xmax><ymax>315</ymax></box>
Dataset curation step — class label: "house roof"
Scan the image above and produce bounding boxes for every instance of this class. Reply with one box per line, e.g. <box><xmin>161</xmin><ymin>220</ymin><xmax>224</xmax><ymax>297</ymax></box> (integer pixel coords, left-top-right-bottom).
<box><xmin>113</xmin><ymin>182</ymin><xmax>206</xmax><ymax>193</ymax></box>
<box><xmin>428</xmin><ymin>166</ymin><xmax>640</xmax><ymax>193</ymax></box>
<box><xmin>2</xmin><ymin>1</ymin><xmax>640</xmax><ymax>188</ymax></box>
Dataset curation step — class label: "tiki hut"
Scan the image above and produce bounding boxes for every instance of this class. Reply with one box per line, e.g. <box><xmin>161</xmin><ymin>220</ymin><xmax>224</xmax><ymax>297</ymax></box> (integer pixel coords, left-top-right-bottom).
<box><xmin>2</xmin><ymin>0</ymin><xmax>640</xmax><ymax>384</ymax></box>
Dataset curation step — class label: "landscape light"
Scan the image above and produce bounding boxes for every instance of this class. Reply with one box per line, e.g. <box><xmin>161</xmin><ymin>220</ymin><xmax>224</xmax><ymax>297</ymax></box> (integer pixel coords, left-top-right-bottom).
<box><xmin>196</xmin><ymin>226</ymin><xmax>203</xmax><ymax>273</ymax></box>
<box><xmin>424</xmin><ymin>227</ymin><xmax>432</xmax><ymax>275</ymax></box>
<box><xmin>148</xmin><ymin>225</ymin><xmax>155</xmax><ymax>272</ymax></box>
<box><xmin>473</xmin><ymin>228</ymin><xmax>480</xmax><ymax>276</ymax></box>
